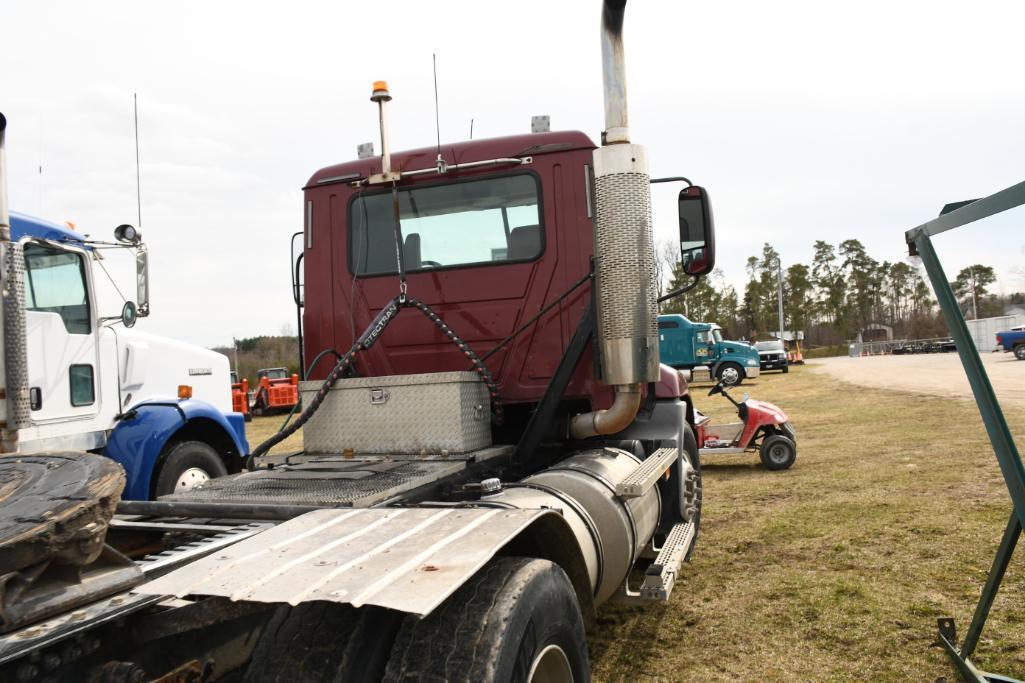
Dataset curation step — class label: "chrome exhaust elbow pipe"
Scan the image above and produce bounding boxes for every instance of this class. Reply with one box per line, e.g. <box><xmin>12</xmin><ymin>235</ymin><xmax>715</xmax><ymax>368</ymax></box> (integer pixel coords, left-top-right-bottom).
<box><xmin>569</xmin><ymin>384</ymin><xmax>642</xmax><ymax>439</ymax></box>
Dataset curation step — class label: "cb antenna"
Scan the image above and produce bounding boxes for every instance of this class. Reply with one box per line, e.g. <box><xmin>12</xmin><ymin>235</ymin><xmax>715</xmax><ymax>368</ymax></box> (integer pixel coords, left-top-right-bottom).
<box><xmin>133</xmin><ymin>93</ymin><xmax>142</xmax><ymax>230</ymax></box>
<box><xmin>433</xmin><ymin>53</ymin><xmax>446</xmax><ymax>172</ymax></box>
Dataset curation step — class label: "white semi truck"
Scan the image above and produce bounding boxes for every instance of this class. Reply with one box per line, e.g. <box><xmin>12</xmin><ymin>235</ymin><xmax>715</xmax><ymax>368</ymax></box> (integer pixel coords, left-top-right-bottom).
<box><xmin>4</xmin><ymin>205</ymin><xmax>248</xmax><ymax>500</ymax></box>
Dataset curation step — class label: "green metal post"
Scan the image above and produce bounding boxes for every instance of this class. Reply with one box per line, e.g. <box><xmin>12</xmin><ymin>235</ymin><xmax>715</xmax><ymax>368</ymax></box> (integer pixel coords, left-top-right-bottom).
<box><xmin>913</xmin><ymin>234</ymin><xmax>1025</xmax><ymax>527</ymax></box>
<box><xmin>960</xmin><ymin>513</ymin><xmax>1021</xmax><ymax>659</ymax></box>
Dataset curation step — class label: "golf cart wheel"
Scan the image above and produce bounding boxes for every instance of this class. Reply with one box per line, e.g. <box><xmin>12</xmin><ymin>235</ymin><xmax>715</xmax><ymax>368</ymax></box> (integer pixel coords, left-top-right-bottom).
<box><xmin>383</xmin><ymin>557</ymin><xmax>589</xmax><ymax>683</ymax></box>
<box><xmin>1015</xmin><ymin>345</ymin><xmax>1025</xmax><ymax>361</ymax></box>
<box><xmin>760</xmin><ymin>434</ymin><xmax>797</xmax><ymax>471</ymax></box>
<box><xmin>716</xmin><ymin>362</ymin><xmax>744</xmax><ymax>387</ymax></box>
<box><xmin>153</xmin><ymin>441</ymin><xmax>227</xmax><ymax>498</ymax></box>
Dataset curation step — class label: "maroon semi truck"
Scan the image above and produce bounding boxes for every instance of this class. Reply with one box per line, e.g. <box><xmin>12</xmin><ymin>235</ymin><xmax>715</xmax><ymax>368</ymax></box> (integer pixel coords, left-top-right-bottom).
<box><xmin>0</xmin><ymin>2</ymin><xmax>717</xmax><ymax>681</ymax></box>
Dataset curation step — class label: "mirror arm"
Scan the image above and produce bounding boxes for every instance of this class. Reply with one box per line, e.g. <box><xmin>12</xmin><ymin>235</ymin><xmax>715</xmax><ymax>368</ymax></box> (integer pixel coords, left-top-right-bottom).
<box><xmin>658</xmin><ymin>275</ymin><xmax>701</xmax><ymax>303</ymax></box>
<box><xmin>650</xmin><ymin>176</ymin><xmax>693</xmax><ymax>187</ymax></box>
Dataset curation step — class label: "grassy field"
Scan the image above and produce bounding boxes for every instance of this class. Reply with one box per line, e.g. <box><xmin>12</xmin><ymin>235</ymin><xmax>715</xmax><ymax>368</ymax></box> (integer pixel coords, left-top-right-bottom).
<box><xmin>243</xmin><ymin>366</ymin><xmax>1025</xmax><ymax>681</ymax></box>
<box><xmin>590</xmin><ymin>365</ymin><xmax>1025</xmax><ymax>681</ymax></box>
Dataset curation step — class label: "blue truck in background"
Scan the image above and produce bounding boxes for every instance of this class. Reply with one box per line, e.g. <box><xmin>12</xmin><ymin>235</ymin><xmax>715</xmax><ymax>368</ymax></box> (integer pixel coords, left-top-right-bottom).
<box><xmin>996</xmin><ymin>327</ymin><xmax>1025</xmax><ymax>360</ymax></box>
<box><xmin>658</xmin><ymin>313</ymin><xmax>761</xmax><ymax>385</ymax></box>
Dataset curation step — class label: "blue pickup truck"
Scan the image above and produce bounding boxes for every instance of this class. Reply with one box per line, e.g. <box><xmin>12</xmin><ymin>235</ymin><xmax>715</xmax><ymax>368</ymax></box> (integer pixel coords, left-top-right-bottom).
<box><xmin>996</xmin><ymin>327</ymin><xmax>1025</xmax><ymax>360</ymax></box>
<box><xmin>658</xmin><ymin>314</ymin><xmax>761</xmax><ymax>385</ymax></box>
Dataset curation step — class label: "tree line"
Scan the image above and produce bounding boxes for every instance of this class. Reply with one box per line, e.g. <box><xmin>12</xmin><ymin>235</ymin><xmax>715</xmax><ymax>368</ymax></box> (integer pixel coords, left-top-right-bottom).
<box><xmin>659</xmin><ymin>239</ymin><xmax>1024</xmax><ymax>347</ymax></box>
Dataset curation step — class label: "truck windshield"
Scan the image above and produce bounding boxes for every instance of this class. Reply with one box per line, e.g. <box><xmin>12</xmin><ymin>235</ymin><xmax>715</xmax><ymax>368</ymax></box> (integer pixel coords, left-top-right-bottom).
<box><xmin>755</xmin><ymin>341</ymin><xmax>784</xmax><ymax>351</ymax></box>
<box><xmin>349</xmin><ymin>174</ymin><xmax>542</xmax><ymax>275</ymax></box>
<box><xmin>712</xmin><ymin>330</ymin><xmax>724</xmax><ymax>343</ymax></box>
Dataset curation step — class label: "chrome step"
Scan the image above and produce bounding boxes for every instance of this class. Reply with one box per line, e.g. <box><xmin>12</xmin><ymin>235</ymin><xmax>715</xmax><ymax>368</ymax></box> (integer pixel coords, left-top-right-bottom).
<box><xmin>639</xmin><ymin>521</ymin><xmax>694</xmax><ymax>601</ymax></box>
<box><xmin>616</xmin><ymin>447</ymin><xmax>678</xmax><ymax>498</ymax></box>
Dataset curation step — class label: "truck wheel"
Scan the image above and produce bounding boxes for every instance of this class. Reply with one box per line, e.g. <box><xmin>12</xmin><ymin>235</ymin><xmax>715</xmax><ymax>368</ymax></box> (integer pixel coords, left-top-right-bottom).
<box><xmin>383</xmin><ymin>557</ymin><xmax>589</xmax><ymax>683</ymax></box>
<box><xmin>244</xmin><ymin>604</ymin><xmax>401</xmax><ymax>683</ymax></box>
<box><xmin>153</xmin><ymin>441</ymin><xmax>228</xmax><ymax>498</ymax></box>
<box><xmin>782</xmin><ymin>365</ymin><xmax>789</xmax><ymax>374</ymax></box>
<box><xmin>1015</xmin><ymin>345</ymin><xmax>1025</xmax><ymax>361</ymax></box>
<box><xmin>716</xmin><ymin>362</ymin><xmax>744</xmax><ymax>386</ymax></box>
<box><xmin>760</xmin><ymin>434</ymin><xmax>796</xmax><ymax>471</ymax></box>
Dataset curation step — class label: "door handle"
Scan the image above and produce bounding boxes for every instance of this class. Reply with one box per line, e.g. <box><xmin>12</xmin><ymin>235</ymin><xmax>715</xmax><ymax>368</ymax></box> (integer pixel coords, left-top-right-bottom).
<box><xmin>29</xmin><ymin>387</ymin><xmax>42</xmax><ymax>411</ymax></box>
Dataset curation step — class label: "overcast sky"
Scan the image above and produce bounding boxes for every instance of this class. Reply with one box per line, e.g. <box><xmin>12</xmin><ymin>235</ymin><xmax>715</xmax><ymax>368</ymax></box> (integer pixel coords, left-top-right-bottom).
<box><xmin>6</xmin><ymin>0</ymin><xmax>1025</xmax><ymax>348</ymax></box>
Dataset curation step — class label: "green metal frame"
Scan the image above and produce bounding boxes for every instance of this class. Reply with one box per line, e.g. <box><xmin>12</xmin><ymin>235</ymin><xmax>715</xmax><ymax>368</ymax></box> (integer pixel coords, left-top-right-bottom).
<box><xmin>905</xmin><ymin>180</ymin><xmax>1025</xmax><ymax>683</ymax></box>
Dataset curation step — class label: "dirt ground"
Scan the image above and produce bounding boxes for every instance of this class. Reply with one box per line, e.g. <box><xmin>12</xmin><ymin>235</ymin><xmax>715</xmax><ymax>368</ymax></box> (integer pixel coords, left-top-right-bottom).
<box><xmin>810</xmin><ymin>352</ymin><xmax>1025</xmax><ymax>407</ymax></box>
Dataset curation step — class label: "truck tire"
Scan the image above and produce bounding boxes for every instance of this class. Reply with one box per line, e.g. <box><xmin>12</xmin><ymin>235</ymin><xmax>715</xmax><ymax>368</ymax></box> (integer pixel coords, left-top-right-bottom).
<box><xmin>716</xmin><ymin>362</ymin><xmax>744</xmax><ymax>386</ymax></box>
<box><xmin>244</xmin><ymin>604</ymin><xmax>401</xmax><ymax>683</ymax></box>
<box><xmin>1015</xmin><ymin>344</ymin><xmax>1025</xmax><ymax>361</ymax></box>
<box><xmin>153</xmin><ymin>440</ymin><xmax>228</xmax><ymax>498</ymax></box>
<box><xmin>782</xmin><ymin>364</ymin><xmax>789</xmax><ymax>374</ymax></box>
<box><xmin>760</xmin><ymin>434</ymin><xmax>796</xmax><ymax>471</ymax></box>
<box><xmin>383</xmin><ymin>557</ymin><xmax>589</xmax><ymax>683</ymax></box>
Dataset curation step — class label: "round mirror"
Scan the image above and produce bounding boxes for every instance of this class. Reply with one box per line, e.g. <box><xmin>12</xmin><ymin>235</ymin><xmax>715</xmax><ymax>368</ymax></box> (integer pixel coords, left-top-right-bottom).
<box><xmin>121</xmin><ymin>301</ymin><xmax>138</xmax><ymax>328</ymax></box>
<box><xmin>114</xmin><ymin>224</ymin><xmax>140</xmax><ymax>244</ymax></box>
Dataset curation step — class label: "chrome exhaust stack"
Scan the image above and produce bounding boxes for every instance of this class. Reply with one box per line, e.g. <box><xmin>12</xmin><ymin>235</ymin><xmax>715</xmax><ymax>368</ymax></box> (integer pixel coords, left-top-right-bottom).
<box><xmin>571</xmin><ymin>0</ymin><xmax>658</xmax><ymax>439</ymax></box>
<box><xmin>0</xmin><ymin>113</ymin><xmax>31</xmax><ymax>451</ymax></box>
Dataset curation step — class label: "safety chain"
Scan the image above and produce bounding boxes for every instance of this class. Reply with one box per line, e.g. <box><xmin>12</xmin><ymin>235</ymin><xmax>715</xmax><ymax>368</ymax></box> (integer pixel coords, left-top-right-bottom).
<box><xmin>249</xmin><ymin>295</ymin><xmax>503</xmax><ymax>462</ymax></box>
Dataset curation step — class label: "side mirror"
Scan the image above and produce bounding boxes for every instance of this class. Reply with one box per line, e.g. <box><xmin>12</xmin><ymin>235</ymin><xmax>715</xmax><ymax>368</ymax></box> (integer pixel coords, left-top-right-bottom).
<box><xmin>678</xmin><ymin>186</ymin><xmax>715</xmax><ymax>276</ymax></box>
<box><xmin>114</xmin><ymin>224</ymin><xmax>141</xmax><ymax>245</ymax></box>
<box><xmin>121</xmin><ymin>300</ymin><xmax>138</xmax><ymax>328</ymax></box>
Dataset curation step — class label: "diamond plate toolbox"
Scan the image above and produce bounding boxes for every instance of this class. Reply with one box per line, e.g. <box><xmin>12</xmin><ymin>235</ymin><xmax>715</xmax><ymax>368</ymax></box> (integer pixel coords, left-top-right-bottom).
<box><xmin>300</xmin><ymin>371</ymin><xmax>492</xmax><ymax>454</ymax></box>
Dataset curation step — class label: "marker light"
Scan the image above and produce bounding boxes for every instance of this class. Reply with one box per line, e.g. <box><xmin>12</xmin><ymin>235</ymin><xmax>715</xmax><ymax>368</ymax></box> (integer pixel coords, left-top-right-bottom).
<box><xmin>371</xmin><ymin>81</ymin><xmax>392</xmax><ymax>103</ymax></box>
<box><xmin>178</xmin><ymin>385</ymin><xmax>193</xmax><ymax>399</ymax></box>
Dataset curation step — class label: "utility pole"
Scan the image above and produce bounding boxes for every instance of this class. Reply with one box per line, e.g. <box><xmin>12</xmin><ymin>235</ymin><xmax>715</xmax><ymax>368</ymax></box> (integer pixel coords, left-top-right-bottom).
<box><xmin>970</xmin><ymin>266</ymin><xmax>978</xmax><ymax>320</ymax></box>
<box><xmin>777</xmin><ymin>258</ymin><xmax>785</xmax><ymax>342</ymax></box>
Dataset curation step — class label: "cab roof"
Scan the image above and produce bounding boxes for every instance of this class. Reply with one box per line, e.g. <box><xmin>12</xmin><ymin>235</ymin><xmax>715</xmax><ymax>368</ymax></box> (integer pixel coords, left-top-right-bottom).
<box><xmin>306</xmin><ymin>130</ymin><xmax>596</xmax><ymax>189</ymax></box>
<box><xmin>10</xmin><ymin>211</ymin><xmax>87</xmax><ymax>244</ymax></box>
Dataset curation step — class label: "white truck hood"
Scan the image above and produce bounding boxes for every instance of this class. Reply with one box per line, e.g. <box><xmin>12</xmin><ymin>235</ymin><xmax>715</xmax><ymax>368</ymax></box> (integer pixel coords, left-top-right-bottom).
<box><xmin>112</xmin><ymin>328</ymin><xmax>232</xmax><ymax>414</ymax></box>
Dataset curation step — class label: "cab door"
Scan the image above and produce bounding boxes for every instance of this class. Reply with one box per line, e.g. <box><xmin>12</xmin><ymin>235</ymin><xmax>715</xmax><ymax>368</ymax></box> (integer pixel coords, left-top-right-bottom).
<box><xmin>23</xmin><ymin>242</ymin><xmax>100</xmax><ymax>425</ymax></box>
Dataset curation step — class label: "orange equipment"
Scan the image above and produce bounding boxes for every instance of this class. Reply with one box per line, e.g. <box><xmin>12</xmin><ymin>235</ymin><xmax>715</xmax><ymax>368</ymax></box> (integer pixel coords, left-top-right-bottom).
<box><xmin>230</xmin><ymin>372</ymin><xmax>251</xmax><ymax>422</ymax></box>
<box><xmin>251</xmin><ymin>367</ymin><xmax>300</xmax><ymax>417</ymax></box>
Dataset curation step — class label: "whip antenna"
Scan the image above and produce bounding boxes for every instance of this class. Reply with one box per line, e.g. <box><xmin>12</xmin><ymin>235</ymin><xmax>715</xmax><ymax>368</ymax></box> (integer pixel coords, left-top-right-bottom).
<box><xmin>433</xmin><ymin>53</ymin><xmax>446</xmax><ymax>172</ymax></box>
<box><xmin>133</xmin><ymin>93</ymin><xmax>142</xmax><ymax>229</ymax></box>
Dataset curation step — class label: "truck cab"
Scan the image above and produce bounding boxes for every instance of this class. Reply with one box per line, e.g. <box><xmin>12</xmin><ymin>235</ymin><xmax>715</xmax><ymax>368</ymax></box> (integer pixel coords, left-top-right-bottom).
<box><xmin>657</xmin><ymin>313</ymin><xmax>760</xmax><ymax>385</ymax></box>
<box><xmin>6</xmin><ymin>211</ymin><xmax>249</xmax><ymax>499</ymax></box>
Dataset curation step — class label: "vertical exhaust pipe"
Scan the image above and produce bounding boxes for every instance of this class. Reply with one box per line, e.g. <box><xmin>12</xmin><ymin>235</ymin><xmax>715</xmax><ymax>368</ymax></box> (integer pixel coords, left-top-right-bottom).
<box><xmin>0</xmin><ymin>113</ymin><xmax>31</xmax><ymax>451</ymax></box>
<box><xmin>571</xmin><ymin>0</ymin><xmax>659</xmax><ymax>439</ymax></box>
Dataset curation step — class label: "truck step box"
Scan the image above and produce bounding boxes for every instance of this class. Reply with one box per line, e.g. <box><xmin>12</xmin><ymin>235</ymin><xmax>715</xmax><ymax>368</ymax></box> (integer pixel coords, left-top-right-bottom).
<box><xmin>615</xmin><ymin>447</ymin><xmax>678</xmax><ymax>498</ymax></box>
<box><xmin>638</xmin><ymin>521</ymin><xmax>695</xmax><ymax>601</ymax></box>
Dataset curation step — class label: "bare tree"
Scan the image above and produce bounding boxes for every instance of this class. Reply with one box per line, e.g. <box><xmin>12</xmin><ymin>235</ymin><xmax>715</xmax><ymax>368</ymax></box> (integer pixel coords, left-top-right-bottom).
<box><xmin>653</xmin><ymin>238</ymin><xmax>677</xmax><ymax>302</ymax></box>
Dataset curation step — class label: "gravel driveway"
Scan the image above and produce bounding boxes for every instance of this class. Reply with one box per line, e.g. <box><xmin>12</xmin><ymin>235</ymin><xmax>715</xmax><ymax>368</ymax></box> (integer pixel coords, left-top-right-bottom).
<box><xmin>809</xmin><ymin>352</ymin><xmax>1025</xmax><ymax>409</ymax></box>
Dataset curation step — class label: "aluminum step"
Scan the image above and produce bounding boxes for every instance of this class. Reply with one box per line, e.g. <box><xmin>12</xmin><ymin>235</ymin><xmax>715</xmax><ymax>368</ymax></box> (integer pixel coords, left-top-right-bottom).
<box><xmin>639</xmin><ymin>521</ymin><xmax>695</xmax><ymax>601</ymax></box>
<box><xmin>616</xmin><ymin>447</ymin><xmax>678</xmax><ymax>498</ymax></box>
<box><xmin>133</xmin><ymin>521</ymin><xmax>272</xmax><ymax>578</ymax></box>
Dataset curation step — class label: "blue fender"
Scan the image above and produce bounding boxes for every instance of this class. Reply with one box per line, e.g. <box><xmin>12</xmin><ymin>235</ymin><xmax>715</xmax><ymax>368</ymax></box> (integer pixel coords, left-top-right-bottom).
<box><xmin>105</xmin><ymin>399</ymin><xmax>250</xmax><ymax>501</ymax></box>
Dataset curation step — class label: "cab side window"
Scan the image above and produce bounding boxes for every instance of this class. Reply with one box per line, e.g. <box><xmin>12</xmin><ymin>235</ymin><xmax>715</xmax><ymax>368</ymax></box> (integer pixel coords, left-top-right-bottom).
<box><xmin>24</xmin><ymin>244</ymin><xmax>91</xmax><ymax>334</ymax></box>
